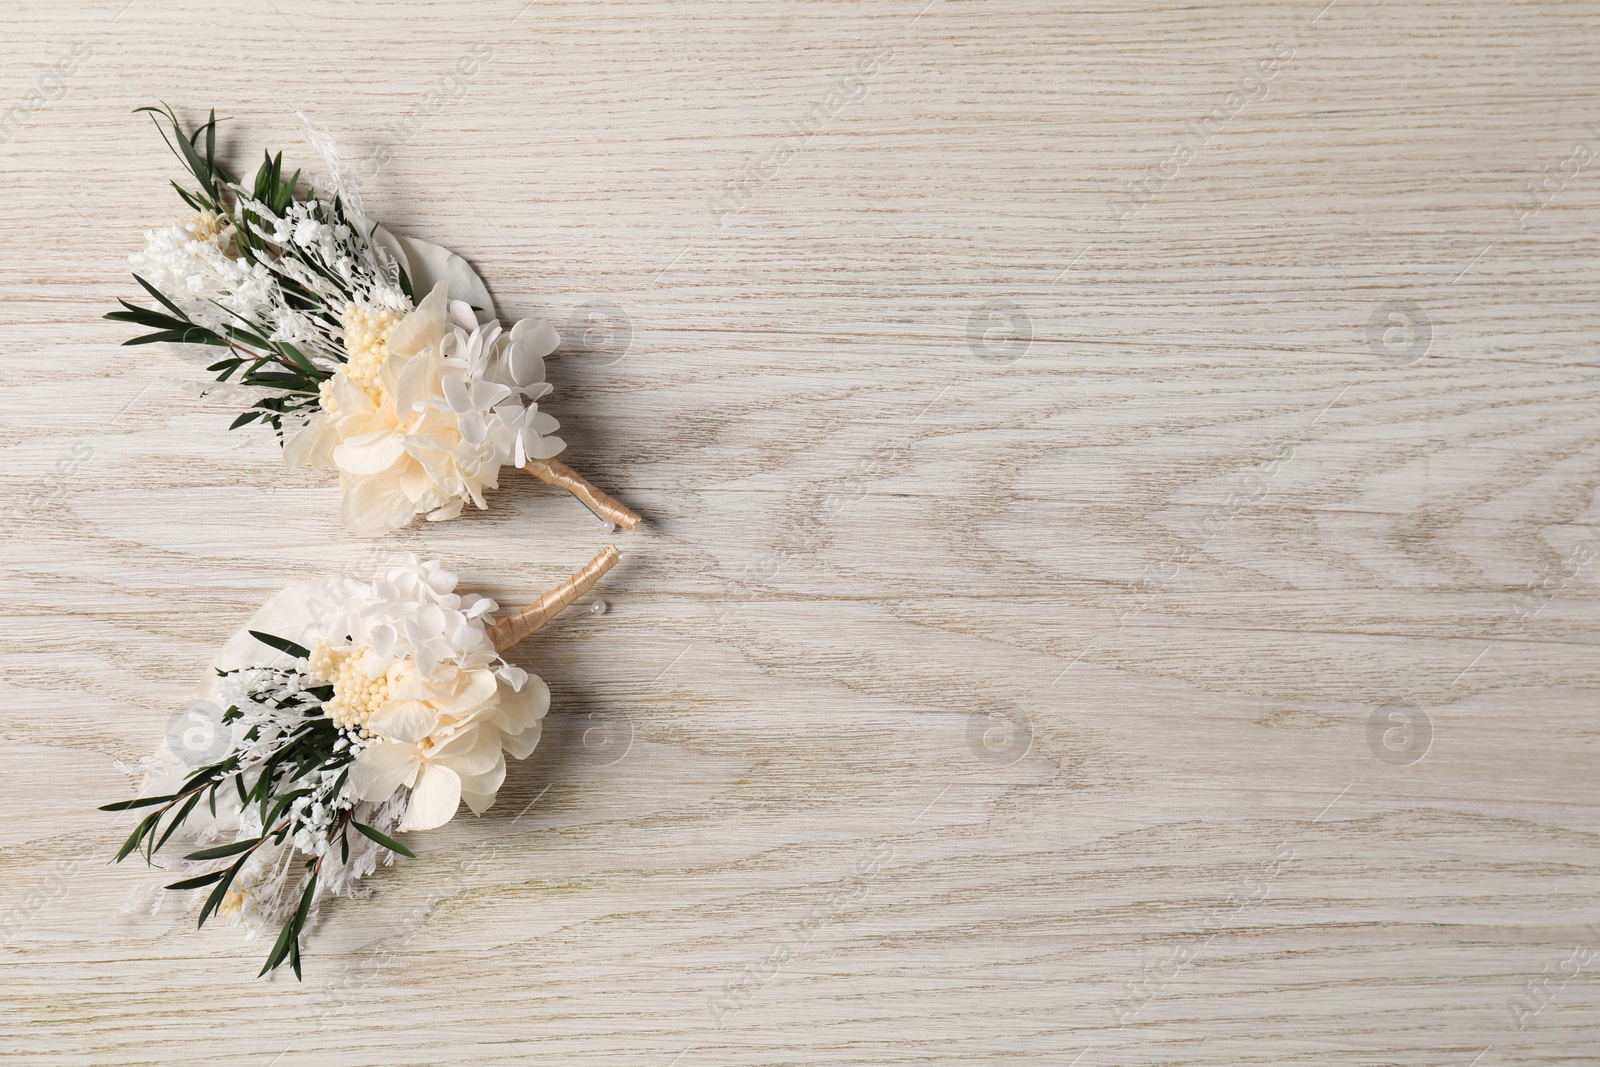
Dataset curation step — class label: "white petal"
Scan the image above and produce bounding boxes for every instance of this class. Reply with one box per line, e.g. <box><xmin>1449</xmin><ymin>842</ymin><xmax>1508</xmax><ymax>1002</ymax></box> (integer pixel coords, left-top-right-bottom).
<box><xmin>375</xmin><ymin>231</ymin><xmax>497</xmax><ymax>322</ymax></box>
<box><xmin>212</xmin><ymin>579</ymin><xmax>333</xmax><ymax>672</ymax></box>
<box><xmin>469</xmin><ymin>380</ymin><xmax>512</xmax><ymax>409</ymax></box>
<box><xmin>528</xmin><ymin>434</ymin><xmax>566</xmax><ymax>460</ymax></box>
<box><xmin>441</xmin><ymin>373</ymin><xmax>472</xmax><ymax>413</ymax></box>
<box><xmin>500</xmin><ymin>721</ymin><xmax>543</xmax><ymax>761</ymax></box>
<box><xmin>457</xmin><ymin>411</ymin><xmax>488</xmax><ymax>447</ymax></box>
<box><xmin>386</xmin><ymin>280</ymin><xmax>451</xmax><ymax>359</ymax></box>
<box><xmin>350</xmin><ymin>741</ymin><xmax>420</xmax><ymax>802</ymax></box>
<box><xmin>333</xmin><ymin>430</ymin><xmax>407</xmax><ymax>476</ymax></box>
<box><xmin>283</xmin><ymin>413</ymin><xmax>336</xmax><ymax>470</ymax></box>
<box><xmin>369</xmin><ymin>622</ymin><xmax>396</xmax><ymax>658</ymax></box>
<box><xmin>400</xmin><ymin>763</ymin><xmax>462</xmax><ymax>831</ymax></box>
<box><xmin>341</xmin><ymin>473</ymin><xmax>417</xmax><ymax>535</ymax></box>
<box><xmin>370</xmin><ymin>699</ymin><xmax>441</xmax><ymax>743</ymax></box>
<box><xmin>432</xmin><ymin>668</ymin><xmax>500</xmax><ymax>715</ymax></box>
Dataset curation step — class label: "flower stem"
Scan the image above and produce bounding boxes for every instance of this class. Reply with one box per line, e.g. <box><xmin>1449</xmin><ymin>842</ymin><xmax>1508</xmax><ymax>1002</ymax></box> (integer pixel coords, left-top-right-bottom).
<box><xmin>488</xmin><ymin>545</ymin><xmax>621</xmax><ymax>652</ymax></box>
<box><xmin>522</xmin><ymin>458</ymin><xmax>639</xmax><ymax>530</ymax></box>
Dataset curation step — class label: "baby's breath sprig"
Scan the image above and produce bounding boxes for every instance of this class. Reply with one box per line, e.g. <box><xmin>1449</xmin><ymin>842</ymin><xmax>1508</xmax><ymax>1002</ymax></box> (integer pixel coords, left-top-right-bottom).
<box><xmin>106</xmin><ymin>105</ymin><xmax>400</xmax><ymax>434</ymax></box>
<box><xmin>101</xmin><ymin>630</ymin><xmax>412</xmax><ymax>980</ymax></box>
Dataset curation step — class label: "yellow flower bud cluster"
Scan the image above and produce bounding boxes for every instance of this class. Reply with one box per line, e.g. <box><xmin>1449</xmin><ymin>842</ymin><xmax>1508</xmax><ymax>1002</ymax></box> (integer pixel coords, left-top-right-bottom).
<box><xmin>340</xmin><ymin>301</ymin><xmax>402</xmax><ymax>401</ymax></box>
<box><xmin>183</xmin><ymin>209</ymin><xmax>226</xmax><ymax>244</ymax></box>
<box><xmin>309</xmin><ymin>641</ymin><xmax>391</xmax><ymax>738</ymax></box>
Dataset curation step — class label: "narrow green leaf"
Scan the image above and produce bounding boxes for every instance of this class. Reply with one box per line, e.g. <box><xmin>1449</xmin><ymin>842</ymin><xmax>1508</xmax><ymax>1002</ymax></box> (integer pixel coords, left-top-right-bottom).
<box><xmin>275</xmin><ymin>342</ymin><xmax>320</xmax><ymax>376</ymax></box>
<box><xmin>249</xmin><ymin>631</ymin><xmax>310</xmax><ymax>659</ymax></box>
<box><xmin>112</xmin><ymin>811</ymin><xmax>161</xmax><ymax>863</ymax></box>
<box><xmin>132</xmin><ymin>272</ymin><xmax>187</xmax><ymax>319</ymax></box>
<box><xmin>100</xmin><ymin>793</ymin><xmax>177</xmax><ymax>812</ymax></box>
<box><xmin>124</xmin><ymin>328</ymin><xmax>226</xmax><ymax>347</ymax></box>
<box><xmin>153</xmin><ymin>792</ymin><xmax>203</xmax><ymax>854</ymax></box>
<box><xmin>258</xmin><ymin>911</ymin><xmax>298</xmax><ymax>977</ymax></box>
<box><xmin>351</xmin><ymin>821</ymin><xmax>416</xmax><ymax>859</ymax></box>
<box><xmin>165</xmin><ymin>869</ymin><xmax>225</xmax><ymax>892</ymax></box>
<box><xmin>170</xmin><ymin>180</ymin><xmax>204</xmax><ymax>211</ymax></box>
<box><xmin>198</xmin><ymin>859</ymin><xmax>244</xmax><ymax>928</ymax></box>
<box><xmin>184</xmin><ymin>837</ymin><xmax>260</xmax><ymax>861</ymax></box>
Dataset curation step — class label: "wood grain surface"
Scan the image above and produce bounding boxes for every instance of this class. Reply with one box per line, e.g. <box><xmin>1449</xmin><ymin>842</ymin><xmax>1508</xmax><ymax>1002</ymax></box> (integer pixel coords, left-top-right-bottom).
<box><xmin>1</xmin><ymin>0</ymin><xmax>1597</xmax><ymax>1064</ymax></box>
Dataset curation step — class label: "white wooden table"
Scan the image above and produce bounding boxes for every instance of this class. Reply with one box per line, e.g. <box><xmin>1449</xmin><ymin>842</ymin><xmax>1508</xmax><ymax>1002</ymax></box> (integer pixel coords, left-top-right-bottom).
<box><xmin>1</xmin><ymin>1</ymin><xmax>1596</xmax><ymax>1063</ymax></box>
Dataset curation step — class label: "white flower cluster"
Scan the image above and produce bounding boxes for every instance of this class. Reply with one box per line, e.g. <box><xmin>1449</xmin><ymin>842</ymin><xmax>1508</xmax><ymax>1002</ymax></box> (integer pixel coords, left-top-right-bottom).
<box><xmin>254</xmin><ymin>197</ymin><xmax>409</xmax><ymax>317</ymax></box>
<box><xmin>308</xmin><ymin>557</ymin><xmax>511</xmax><ymax>681</ymax></box>
<box><xmin>170</xmin><ymin>558</ymin><xmax>548</xmax><ymax>937</ymax></box>
<box><xmin>285</xmin><ymin>281</ymin><xmax>566</xmax><ymax>534</ymax></box>
<box><xmin>128</xmin><ymin>213</ymin><xmax>276</xmax><ymax>336</ymax></box>
<box><xmin>195</xmin><ymin>663</ymin><xmax>403</xmax><ymax>937</ymax></box>
<box><xmin>304</xmin><ymin>557</ymin><xmax>548</xmax><ymax>832</ymax></box>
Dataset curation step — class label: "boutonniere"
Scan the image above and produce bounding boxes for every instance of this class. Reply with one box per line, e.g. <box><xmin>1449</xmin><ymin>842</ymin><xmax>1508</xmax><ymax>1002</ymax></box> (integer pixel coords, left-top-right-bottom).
<box><xmin>103</xmin><ymin>547</ymin><xmax>621</xmax><ymax>978</ymax></box>
<box><xmin>108</xmin><ymin>105</ymin><xmax>638</xmax><ymax>534</ymax></box>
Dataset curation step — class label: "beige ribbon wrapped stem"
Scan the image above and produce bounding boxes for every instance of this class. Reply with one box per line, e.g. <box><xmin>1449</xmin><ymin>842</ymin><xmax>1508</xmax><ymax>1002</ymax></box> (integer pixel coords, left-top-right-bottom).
<box><xmin>523</xmin><ymin>459</ymin><xmax>640</xmax><ymax>530</ymax></box>
<box><xmin>489</xmin><ymin>544</ymin><xmax>621</xmax><ymax>652</ymax></box>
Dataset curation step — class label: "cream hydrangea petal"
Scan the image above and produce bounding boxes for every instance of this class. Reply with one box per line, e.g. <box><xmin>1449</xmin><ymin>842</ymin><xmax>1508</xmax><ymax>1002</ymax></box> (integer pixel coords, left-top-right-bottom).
<box><xmin>350</xmin><ymin>740</ymin><xmax>420</xmax><ymax>801</ymax></box>
<box><xmin>370</xmin><ymin>699</ymin><xmax>440</xmax><ymax>743</ymax></box>
<box><xmin>394</xmin><ymin>351</ymin><xmax>439</xmax><ymax>417</ymax></box>
<box><xmin>430</xmin><ymin>668</ymin><xmax>499</xmax><ymax>715</ymax></box>
<box><xmin>400</xmin><ymin>763</ymin><xmax>462</xmax><ymax>831</ymax></box>
<box><xmin>391</xmin><ymin>667</ymin><xmax>456</xmax><ymax>702</ymax></box>
<box><xmin>429</xmin><ymin>723</ymin><xmax>504</xmax><ymax>773</ymax></box>
<box><xmin>495</xmin><ymin>674</ymin><xmax>551</xmax><ymax>734</ymax></box>
<box><xmin>340</xmin><ymin>472</ymin><xmax>417</xmax><ymax>535</ymax></box>
<box><xmin>284</xmin><ymin>412</ymin><xmax>337</xmax><ymax>470</ymax></box>
<box><xmin>330</xmin><ymin>371</ymin><xmax>376</xmax><ymax>416</ymax></box>
<box><xmin>500</xmin><ymin>721</ymin><xmax>543</xmax><ymax>761</ymax></box>
<box><xmin>386</xmin><ymin>280</ymin><xmax>451</xmax><ymax>359</ymax></box>
<box><xmin>455</xmin><ymin>753</ymin><xmax>506</xmax><ymax>810</ymax></box>
<box><xmin>426</xmin><ymin>499</ymin><xmax>465</xmax><ymax>522</ymax></box>
<box><xmin>459</xmin><ymin>789</ymin><xmax>498</xmax><ymax>815</ymax></box>
<box><xmin>333</xmin><ymin>429</ymin><xmax>408</xmax><ymax>476</ymax></box>
<box><xmin>398</xmin><ymin>458</ymin><xmax>434</xmax><ymax>503</ymax></box>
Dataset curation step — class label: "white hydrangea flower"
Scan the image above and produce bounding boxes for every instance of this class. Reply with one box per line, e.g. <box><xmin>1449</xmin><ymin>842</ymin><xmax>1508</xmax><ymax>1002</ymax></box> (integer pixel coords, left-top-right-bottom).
<box><xmin>284</xmin><ymin>281</ymin><xmax>565</xmax><ymax>535</ymax></box>
<box><xmin>221</xmin><ymin>557</ymin><xmax>548</xmax><ymax>833</ymax></box>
